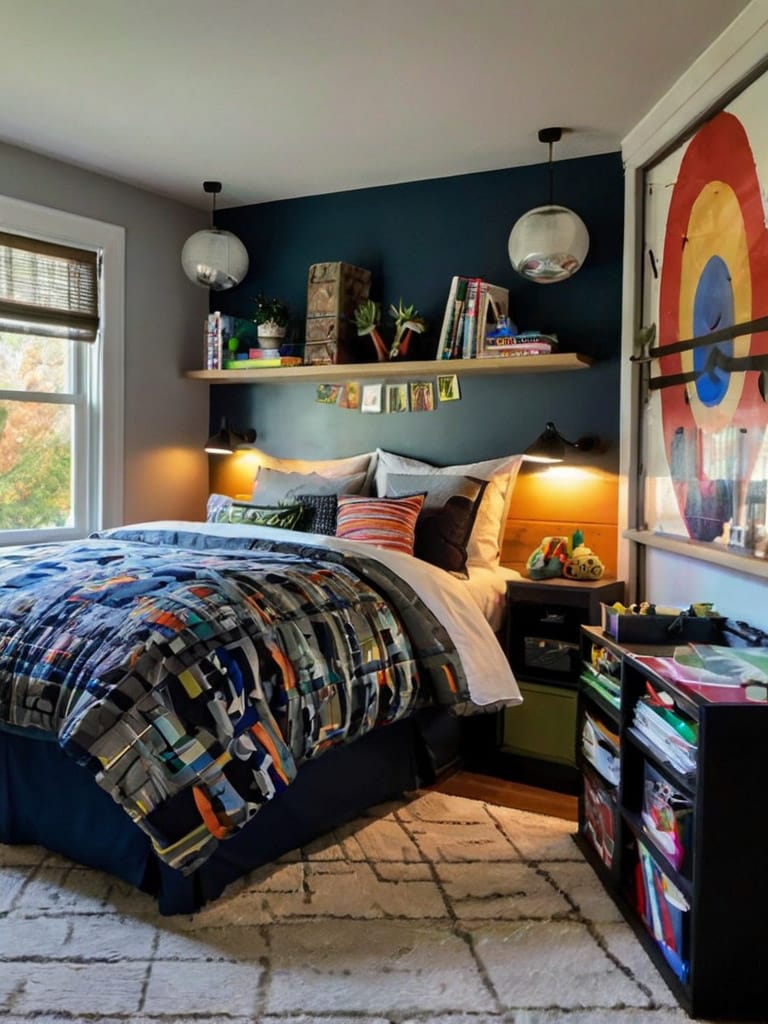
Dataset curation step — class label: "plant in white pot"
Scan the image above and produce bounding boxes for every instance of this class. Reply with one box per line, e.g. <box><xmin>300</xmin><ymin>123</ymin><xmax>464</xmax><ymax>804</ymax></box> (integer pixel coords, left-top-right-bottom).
<box><xmin>253</xmin><ymin>294</ymin><xmax>289</xmax><ymax>347</ymax></box>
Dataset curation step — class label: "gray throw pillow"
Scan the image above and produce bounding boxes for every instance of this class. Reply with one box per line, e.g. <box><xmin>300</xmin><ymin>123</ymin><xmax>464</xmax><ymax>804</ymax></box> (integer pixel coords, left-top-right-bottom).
<box><xmin>252</xmin><ymin>467</ymin><xmax>366</xmax><ymax>504</ymax></box>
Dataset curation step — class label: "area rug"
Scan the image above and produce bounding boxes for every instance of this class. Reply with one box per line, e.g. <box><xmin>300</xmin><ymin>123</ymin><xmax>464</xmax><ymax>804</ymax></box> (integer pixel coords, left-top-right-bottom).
<box><xmin>0</xmin><ymin>790</ymin><xmax>716</xmax><ymax>1023</ymax></box>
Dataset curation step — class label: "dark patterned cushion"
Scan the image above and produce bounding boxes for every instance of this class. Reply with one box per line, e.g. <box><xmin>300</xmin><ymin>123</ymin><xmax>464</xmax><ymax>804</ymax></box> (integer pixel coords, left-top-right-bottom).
<box><xmin>296</xmin><ymin>494</ymin><xmax>338</xmax><ymax>535</ymax></box>
<box><xmin>384</xmin><ymin>473</ymin><xmax>488</xmax><ymax>576</ymax></box>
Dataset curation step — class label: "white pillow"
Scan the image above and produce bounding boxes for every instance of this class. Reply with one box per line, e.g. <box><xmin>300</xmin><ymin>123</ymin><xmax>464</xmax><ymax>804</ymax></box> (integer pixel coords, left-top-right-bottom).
<box><xmin>374</xmin><ymin>448</ymin><xmax>523</xmax><ymax>568</ymax></box>
<box><xmin>246</xmin><ymin>447</ymin><xmax>377</xmax><ymax>492</ymax></box>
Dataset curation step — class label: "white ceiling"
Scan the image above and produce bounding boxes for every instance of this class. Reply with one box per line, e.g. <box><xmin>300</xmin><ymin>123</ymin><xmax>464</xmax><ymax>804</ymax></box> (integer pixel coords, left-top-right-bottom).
<box><xmin>0</xmin><ymin>0</ymin><xmax>752</xmax><ymax>210</ymax></box>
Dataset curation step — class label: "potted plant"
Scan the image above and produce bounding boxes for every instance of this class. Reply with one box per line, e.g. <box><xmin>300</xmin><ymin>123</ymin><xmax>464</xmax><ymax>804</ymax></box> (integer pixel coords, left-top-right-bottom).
<box><xmin>253</xmin><ymin>294</ymin><xmax>289</xmax><ymax>346</ymax></box>
<box><xmin>353</xmin><ymin>297</ymin><xmax>426</xmax><ymax>361</ymax></box>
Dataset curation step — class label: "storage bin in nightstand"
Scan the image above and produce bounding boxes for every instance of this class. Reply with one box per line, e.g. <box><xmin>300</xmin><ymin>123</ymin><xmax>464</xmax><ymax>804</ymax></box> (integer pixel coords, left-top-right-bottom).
<box><xmin>502</xmin><ymin>577</ymin><xmax>625</xmax><ymax>774</ymax></box>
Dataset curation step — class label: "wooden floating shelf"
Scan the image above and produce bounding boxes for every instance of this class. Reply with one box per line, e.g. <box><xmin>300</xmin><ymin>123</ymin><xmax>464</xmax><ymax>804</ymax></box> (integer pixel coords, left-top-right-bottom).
<box><xmin>185</xmin><ymin>352</ymin><xmax>593</xmax><ymax>384</ymax></box>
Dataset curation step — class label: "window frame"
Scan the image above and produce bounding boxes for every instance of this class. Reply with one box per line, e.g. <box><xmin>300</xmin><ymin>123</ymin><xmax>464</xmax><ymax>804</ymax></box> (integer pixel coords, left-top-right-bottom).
<box><xmin>0</xmin><ymin>195</ymin><xmax>124</xmax><ymax>543</ymax></box>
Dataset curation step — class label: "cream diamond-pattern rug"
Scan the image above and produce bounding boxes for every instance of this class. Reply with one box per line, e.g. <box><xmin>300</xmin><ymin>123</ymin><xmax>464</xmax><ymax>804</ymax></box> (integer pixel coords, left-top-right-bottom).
<box><xmin>0</xmin><ymin>790</ymin><xmax>719</xmax><ymax>1023</ymax></box>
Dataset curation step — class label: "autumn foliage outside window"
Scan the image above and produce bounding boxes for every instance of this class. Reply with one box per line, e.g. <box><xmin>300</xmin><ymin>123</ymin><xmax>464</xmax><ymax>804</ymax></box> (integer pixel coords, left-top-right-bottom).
<box><xmin>0</xmin><ymin>232</ymin><xmax>99</xmax><ymax>533</ymax></box>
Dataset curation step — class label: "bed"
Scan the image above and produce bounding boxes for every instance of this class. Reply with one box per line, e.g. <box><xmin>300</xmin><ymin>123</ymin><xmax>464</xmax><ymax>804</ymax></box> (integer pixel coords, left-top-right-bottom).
<box><xmin>0</xmin><ymin>511</ymin><xmax>520</xmax><ymax>915</ymax></box>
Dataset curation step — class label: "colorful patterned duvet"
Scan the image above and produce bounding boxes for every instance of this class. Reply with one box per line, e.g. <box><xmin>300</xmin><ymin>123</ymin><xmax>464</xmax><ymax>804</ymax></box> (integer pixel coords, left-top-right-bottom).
<box><xmin>0</xmin><ymin>529</ymin><xmax>468</xmax><ymax>873</ymax></box>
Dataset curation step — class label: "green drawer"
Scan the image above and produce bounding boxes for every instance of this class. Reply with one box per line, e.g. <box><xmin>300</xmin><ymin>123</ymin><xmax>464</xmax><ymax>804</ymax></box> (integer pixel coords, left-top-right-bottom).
<box><xmin>501</xmin><ymin>680</ymin><xmax>577</xmax><ymax>767</ymax></box>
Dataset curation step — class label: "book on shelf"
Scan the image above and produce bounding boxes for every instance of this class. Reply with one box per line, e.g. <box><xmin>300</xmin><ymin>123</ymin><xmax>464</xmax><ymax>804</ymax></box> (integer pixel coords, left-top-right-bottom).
<box><xmin>480</xmin><ymin>332</ymin><xmax>558</xmax><ymax>357</ymax></box>
<box><xmin>435</xmin><ymin>277</ymin><xmax>510</xmax><ymax>360</ymax></box>
<box><xmin>204</xmin><ymin>311</ymin><xmax>236</xmax><ymax>370</ymax></box>
<box><xmin>222</xmin><ymin>358</ymin><xmax>282</xmax><ymax>369</ymax></box>
<box><xmin>435</xmin><ymin>276</ymin><xmax>467</xmax><ymax>360</ymax></box>
<box><xmin>221</xmin><ymin>356</ymin><xmax>302</xmax><ymax>370</ymax></box>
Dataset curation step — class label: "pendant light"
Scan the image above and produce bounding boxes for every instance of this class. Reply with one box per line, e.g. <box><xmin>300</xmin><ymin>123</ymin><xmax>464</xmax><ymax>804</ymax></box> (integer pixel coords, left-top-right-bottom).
<box><xmin>181</xmin><ymin>181</ymin><xmax>249</xmax><ymax>291</ymax></box>
<box><xmin>508</xmin><ymin>128</ymin><xmax>589</xmax><ymax>284</ymax></box>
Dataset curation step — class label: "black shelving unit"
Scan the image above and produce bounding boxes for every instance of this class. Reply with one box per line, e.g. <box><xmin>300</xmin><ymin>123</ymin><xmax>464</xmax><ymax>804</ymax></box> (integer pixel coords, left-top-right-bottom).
<box><xmin>576</xmin><ymin>625</ymin><xmax>768</xmax><ymax>1019</ymax></box>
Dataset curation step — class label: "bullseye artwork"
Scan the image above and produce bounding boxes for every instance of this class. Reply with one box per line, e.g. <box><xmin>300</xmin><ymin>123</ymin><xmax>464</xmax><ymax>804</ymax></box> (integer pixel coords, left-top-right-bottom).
<box><xmin>643</xmin><ymin>89</ymin><xmax>768</xmax><ymax>559</ymax></box>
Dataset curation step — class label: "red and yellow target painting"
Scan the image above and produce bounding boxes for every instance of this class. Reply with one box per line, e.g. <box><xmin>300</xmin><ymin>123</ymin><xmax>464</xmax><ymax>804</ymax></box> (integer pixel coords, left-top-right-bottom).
<box><xmin>657</xmin><ymin>111</ymin><xmax>768</xmax><ymax>546</ymax></box>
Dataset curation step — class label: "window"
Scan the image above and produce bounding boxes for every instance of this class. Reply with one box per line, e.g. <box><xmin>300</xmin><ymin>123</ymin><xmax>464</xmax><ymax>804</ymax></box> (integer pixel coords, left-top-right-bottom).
<box><xmin>0</xmin><ymin>196</ymin><xmax>124</xmax><ymax>545</ymax></box>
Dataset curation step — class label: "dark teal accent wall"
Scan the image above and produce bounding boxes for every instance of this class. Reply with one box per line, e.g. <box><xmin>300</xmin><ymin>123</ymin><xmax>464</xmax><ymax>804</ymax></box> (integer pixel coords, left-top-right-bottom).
<box><xmin>211</xmin><ymin>152</ymin><xmax>624</xmax><ymax>466</ymax></box>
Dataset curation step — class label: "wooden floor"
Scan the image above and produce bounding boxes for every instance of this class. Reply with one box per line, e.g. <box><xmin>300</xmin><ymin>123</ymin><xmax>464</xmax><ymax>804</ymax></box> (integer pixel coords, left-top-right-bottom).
<box><xmin>431</xmin><ymin>769</ymin><xmax>578</xmax><ymax>822</ymax></box>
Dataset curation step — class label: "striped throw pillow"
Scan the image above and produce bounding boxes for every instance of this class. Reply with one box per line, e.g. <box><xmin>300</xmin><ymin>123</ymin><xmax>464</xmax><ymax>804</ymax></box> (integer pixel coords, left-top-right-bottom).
<box><xmin>335</xmin><ymin>493</ymin><xmax>425</xmax><ymax>555</ymax></box>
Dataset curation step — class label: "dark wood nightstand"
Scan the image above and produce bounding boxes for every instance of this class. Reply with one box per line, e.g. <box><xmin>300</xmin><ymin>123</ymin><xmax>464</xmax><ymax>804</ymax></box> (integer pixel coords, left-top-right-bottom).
<box><xmin>498</xmin><ymin>576</ymin><xmax>625</xmax><ymax>788</ymax></box>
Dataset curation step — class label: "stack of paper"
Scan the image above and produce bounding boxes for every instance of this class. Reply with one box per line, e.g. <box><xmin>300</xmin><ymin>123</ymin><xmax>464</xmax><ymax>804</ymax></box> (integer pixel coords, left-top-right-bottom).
<box><xmin>581</xmin><ymin>710</ymin><xmax>620</xmax><ymax>785</ymax></box>
<box><xmin>633</xmin><ymin>699</ymin><xmax>697</xmax><ymax>775</ymax></box>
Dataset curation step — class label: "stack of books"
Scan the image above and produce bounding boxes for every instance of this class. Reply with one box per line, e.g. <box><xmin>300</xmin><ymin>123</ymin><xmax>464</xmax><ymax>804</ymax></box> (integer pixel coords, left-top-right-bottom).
<box><xmin>435</xmin><ymin>276</ymin><xmax>510</xmax><ymax>360</ymax></box>
<box><xmin>482</xmin><ymin>331</ymin><xmax>559</xmax><ymax>358</ymax></box>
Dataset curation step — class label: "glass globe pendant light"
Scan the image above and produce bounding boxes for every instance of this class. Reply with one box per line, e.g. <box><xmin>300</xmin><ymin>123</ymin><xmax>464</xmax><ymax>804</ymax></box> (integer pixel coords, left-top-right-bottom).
<box><xmin>181</xmin><ymin>181</ymin><xmax>249</xmax><ymax>291</ymax></box>
<box><xmin>508</xmin><ymin>128</ymin><xmax>589</xmax><ymax>284</ymax></box>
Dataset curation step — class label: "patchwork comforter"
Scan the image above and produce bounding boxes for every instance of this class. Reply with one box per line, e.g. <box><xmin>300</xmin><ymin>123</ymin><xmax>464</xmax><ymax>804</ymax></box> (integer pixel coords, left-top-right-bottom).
<box><xmin>0</xmin><ymin>529</ymin><xmax>470</xmax><ymax>873</ymax></box>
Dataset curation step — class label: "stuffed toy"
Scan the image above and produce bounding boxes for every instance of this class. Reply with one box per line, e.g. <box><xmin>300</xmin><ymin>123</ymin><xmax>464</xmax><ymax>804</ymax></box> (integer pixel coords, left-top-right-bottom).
<box><xmin>526</xmin><ymin>535</ymin><xmax>569</xmax><ymax>579</ymax></box>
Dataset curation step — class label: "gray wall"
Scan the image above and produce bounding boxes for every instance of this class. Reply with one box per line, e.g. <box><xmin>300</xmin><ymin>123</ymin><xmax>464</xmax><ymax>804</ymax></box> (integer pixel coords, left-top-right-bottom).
<box><xmin>0</xmin><ymin>140</ymin><xmax>210</xmax><ymax>523</ymax></box>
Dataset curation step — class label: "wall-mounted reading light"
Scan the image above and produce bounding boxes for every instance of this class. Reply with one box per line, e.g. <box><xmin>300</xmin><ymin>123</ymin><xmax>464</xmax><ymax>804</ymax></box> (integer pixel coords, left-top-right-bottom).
<box><xmin>508</xmin><ymin>128</ymin><xmax>589</xmax><ymax>284</ymax></box>
<box><xmin>524</xmin><ymin>421</ymin><xmax>596</xmax><ymax>463</ymax></box>
<box><xmin>181</xmin><ymin>181</ymin><xmax>249</xmax><ymax>291</ymax></box>
<box><xmin>204</xmin><ymin>417</ymin><xmax>257</xmax><ymax>455</ymax></box>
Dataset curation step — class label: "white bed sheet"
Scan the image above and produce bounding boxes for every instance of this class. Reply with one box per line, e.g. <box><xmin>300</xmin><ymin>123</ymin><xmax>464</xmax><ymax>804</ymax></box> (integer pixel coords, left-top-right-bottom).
<box><xmin>463</xmin><ymin>564</ymin><xmax>522</xmax><ymax>632</ymax></box>
<box><xmin>104</xmin><ymin>521</ymin><xmax>522</xmax><ymax>709</ymax></box>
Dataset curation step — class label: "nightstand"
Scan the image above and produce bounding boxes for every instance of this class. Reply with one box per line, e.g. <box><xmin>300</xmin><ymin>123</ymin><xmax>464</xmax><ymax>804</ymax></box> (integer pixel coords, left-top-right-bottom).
<box><xmin>500</xmin><ymin>576</ymin><xmax>625</xmax><ymax>787</ymax></box>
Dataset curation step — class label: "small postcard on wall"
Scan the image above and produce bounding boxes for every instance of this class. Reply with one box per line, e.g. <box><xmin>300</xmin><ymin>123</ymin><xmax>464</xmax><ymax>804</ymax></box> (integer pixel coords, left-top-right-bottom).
<box><xmin>437</xmin><ymin>374</ymin><xmax>461</xmax><ymax>402</ymax></box>
<box><xmin>339</xmin><ymin>382</ymin><xmax>360</xmax><ymax>410</ymax></box>
<box><xmin>361</xmin><ymin>383</ymin><xmax>383</xmax><ymax>413</ymax></box>
<box><xmin>386</xmin><ymin>383</ymin><xmax>409</xmax><ymax>413</ymax></box>
<box><xmin>409</xmin><ymin>380</ymin><xmax>435</xmax><ymax>412</ymax></box>
<box><xmin>316</xmin><ymin>383</ymin><xmax>342</xmax><ymax>404</ymax></box>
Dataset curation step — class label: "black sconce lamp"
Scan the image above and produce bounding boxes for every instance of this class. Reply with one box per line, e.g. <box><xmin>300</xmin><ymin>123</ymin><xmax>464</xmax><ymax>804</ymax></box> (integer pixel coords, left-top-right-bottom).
<box><xmin>204</xmin><ymin>417</ymin><xmax>257</xmax><ymax>455</ymax></box>
<box><xmin>524</xmin><ymin>421</ymin><xmax>596</xmax><ymax>463</ymax></box>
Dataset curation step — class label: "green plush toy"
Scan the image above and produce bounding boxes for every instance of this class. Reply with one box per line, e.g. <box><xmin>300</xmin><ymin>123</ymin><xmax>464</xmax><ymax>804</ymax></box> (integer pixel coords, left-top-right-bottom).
<box><xmin>526</xmin><ymin>536</ymin><xmax>569</xmax><ymax>579</ymax></box>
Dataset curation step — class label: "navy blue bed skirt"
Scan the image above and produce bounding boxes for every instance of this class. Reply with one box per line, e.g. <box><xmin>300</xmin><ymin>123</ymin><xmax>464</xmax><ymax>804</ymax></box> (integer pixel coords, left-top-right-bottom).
<box><xmin>0</xmin><ymin>708</ymin><xmax>460</xmax><ymax>914</ymax></box>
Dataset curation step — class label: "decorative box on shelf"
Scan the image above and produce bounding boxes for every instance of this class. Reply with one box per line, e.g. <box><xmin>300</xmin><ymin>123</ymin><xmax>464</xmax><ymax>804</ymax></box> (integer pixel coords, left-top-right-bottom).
<box><xmin>304</xmin><ymin>261</ymin><xmax>371</xmax><ymax>365</ymax></box>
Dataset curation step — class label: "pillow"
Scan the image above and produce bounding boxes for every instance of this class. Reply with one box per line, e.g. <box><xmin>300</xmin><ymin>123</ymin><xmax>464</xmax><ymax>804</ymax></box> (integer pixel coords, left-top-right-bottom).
<box><xmin>385</xmin><ymin>473</ymin><xmax>487</xmax><ymax>577</ymax></box>
<box><xmin>251</xmin><ymin>466</ymin><xmax>366</xmax><ymax>504</ymax></box>
<box><xmin>374</xmin><ymin>448</ymin><xmax>523</xmax><ymax>568</ymax></box>
<box><xmin>335</xmin><ymin>494</ymin><xmax>425</xmax><ymax>555</ymax></box>
<box><xmin>246</xmin><ymin>447</ymin><xmax>377</xmax><ymax>492</ymax></box>
<box><xmin>210</xmin><ymin>500</ymin><xmax>306</xmax><ymax>530</ymax></box>
<box><xmin>296</xmin><ymin>494</ymin><xmax>338</xmax><ymax>536</ymax></box>
<box><xmin>206</xmin><ymin>492</ymin><xmax>234</xmax><ymax>520</ymax></box>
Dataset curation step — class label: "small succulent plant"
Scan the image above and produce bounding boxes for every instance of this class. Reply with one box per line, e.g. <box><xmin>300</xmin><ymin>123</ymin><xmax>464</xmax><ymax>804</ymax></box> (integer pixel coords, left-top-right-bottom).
<box><xmin>388</xmin><ymin>299</ymin><xmax>426</xmax><ymax>360</ymax></box>
<box><xmin>353</xmin><ymin>298</ymin><xmax>426</xmax><ymax>361</ymax></box>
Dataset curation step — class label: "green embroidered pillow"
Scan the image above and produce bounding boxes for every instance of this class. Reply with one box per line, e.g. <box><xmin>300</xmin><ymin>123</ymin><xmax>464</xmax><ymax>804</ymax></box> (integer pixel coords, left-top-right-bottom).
<box><xmin>211</xmin><ymin>500</ymin><xmax>305</xmax><ymax>530</ymax></box>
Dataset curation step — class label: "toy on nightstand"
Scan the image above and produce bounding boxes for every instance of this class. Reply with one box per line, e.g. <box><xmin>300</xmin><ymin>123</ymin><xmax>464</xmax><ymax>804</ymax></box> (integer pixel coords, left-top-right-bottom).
<box><xmin>564</xmin><ymin>529</ymin><xmax>605</xmax><ymax>580</ymax></box>
<box><xmin>526</xmin><ymin>535</ymin><xmax>569</xmax><ymax>579</ymax></box>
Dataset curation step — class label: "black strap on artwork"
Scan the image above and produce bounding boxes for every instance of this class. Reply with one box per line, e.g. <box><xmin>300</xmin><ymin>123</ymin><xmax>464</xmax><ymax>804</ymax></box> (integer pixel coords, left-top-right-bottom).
<box><xmin>636</xmin><ymin>313</ymin><xmax>768</xmax><ymax>391</ymax></box>
<box><xmin>642</xmin><ymin>314</ymin><xmax>768</xmax><ymax>361</ymax></box>
<box><xmin>649</xmin><ymin>346</ymin><xmax>768</xmax><ymax>391</ymax></box>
